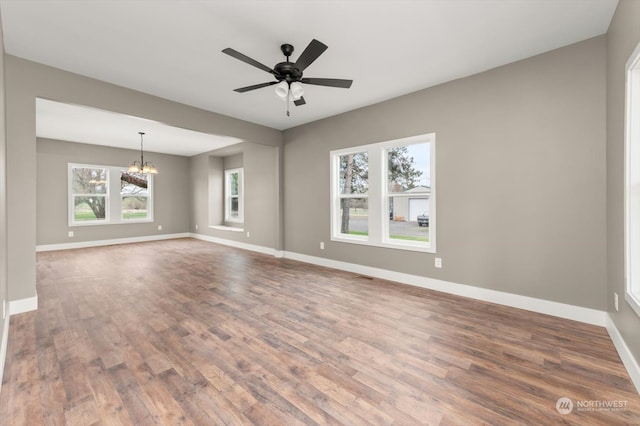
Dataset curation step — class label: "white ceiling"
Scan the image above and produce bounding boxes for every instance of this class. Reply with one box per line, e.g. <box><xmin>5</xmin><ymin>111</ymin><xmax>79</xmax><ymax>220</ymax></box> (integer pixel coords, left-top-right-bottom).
<box><xmin>0</xmin><ymin>0</ymin><xmax>618</xmax><ymax>153</ymax></box>
<box><xmin>36</xmin><ymin>98</ymin><xmax>243</xmax><ymax>156</ymax></box>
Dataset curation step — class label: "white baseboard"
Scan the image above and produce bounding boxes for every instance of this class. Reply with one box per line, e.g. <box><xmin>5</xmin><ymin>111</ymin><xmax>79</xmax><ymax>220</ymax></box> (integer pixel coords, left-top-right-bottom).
<box><xmin>606</xmin><ymin>314</ymin><xmax>640</xmax><ymax>394</ymax></box>
<box><xmin>282</xmin><ymin>251</ymin><xmax>607</xmax><ymax>327</ymax></box>
<box><xmin>181</xmin><ymin>236</ymin><xmax>608</xmax><ymax>326</ymax></box>
<box><xmin>190</xmin><ymin>233</ymin><xmax>277</xmax><ymax>257</ymax></box>
<box><xmin>9</xmin><ymin>294</ymin><xmax>38</xmax><ymax>315</ymax></box>
<box><xmin>0</xmin><ymin>312</ymin><xmax>10</xmax><ymax>394</ymax></box>
<box><xmin>0</xmin><ymin>295</ymin><xmax>38</xmax><ymax>395</ymax></box>
<box><xmin>36</xmin><ymin>233</ymin><xmax>190</xmax><ymax>252</ymax></box>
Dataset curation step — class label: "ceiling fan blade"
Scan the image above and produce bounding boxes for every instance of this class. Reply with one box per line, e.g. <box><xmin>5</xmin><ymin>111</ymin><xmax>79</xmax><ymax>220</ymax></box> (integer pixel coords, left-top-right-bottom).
<box><xmin>233</xmin><ymin>81</ymin><xmax>279</xmax><ymax>93</ymax></box>
<box><xmin>294</xmin><ymin>97</ymin><xmax>306</xmax><ymax>106</ymax></box>
<box><xmin>300</xmin><ymin>78</ymin><xmax>353</xmax><ymax>88</ymax></box>
<box><xmin>293</xmin><ymin>39</ymin><xmax>328</xmax><ymax>72</ymax></box>
<box><xmin>222</xmin><ymin>48</ymin><xmax>277</xmax><ymax>75</ymax></box>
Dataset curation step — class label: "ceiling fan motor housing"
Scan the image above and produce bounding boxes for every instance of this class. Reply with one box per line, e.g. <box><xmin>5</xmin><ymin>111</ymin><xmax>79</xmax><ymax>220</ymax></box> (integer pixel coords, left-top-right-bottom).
<box><xmin>274</xmin><ymin>61</ymin><xmax>302</xmax><ymax>83</ymax></box>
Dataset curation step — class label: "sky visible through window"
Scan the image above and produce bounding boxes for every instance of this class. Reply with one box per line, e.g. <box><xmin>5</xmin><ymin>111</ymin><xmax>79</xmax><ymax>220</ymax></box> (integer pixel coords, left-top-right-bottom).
<box><xmin>406</xmin><ymin>143</ymin><xmax>431</xmax><ymax>187</ymax></box>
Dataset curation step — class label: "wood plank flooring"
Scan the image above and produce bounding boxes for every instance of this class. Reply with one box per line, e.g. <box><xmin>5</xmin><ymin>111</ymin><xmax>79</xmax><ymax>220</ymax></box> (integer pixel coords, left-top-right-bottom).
<box><xmin>0</xmin><ymin>238</ymin><xmax>638</xmax><ymax>425</ymax></box>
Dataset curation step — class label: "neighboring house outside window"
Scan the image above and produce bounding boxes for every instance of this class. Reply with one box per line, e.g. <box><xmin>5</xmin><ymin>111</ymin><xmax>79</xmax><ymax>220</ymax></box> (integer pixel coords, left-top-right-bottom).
<box><xmin>225</xmin><ymin>168</ymin><xmax>243</xmax><ymax>223</ymax></box>
<box><xmin>330</xmin><ymin>133</ymin><xmax>436</xmax><ymax>253</ymax></box>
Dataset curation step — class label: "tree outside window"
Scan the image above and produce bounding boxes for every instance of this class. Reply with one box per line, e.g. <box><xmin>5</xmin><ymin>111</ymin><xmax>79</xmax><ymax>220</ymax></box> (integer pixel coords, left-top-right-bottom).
<box><xmin>71</xmin><ymin>166</ymin><xmax>108</xmax><ymax>222</ymax></box>
<box><xmin>121</xmin><ymin>172</ymin><xmax>149</xmax><ymax>220</ymax></box>
<box><xmin>339</xmin><ymin>152</ymin><xmax>368</xmax><ymax>236</ymax></box>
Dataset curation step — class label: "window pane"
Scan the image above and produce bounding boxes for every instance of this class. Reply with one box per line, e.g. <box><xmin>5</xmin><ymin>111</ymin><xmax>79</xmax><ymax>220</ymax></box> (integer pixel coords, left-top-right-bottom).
<box><xmin>230</xmin><ymin>196</ymin><xmax>239</xmax><ymax>218</ymax></box>
<box><xmin>72</xmin><ymin>167</ymin><xmax>108</xmax><ymax>194</ymax></box>
<box><xmin>339</xmin><ymin>198</ymin><xmax>368</xmax><ymax>236</ymax></box>
<box><xmin>387</xmin><ymin>142</ymin><xmax>430</xmax><ymax>244</ymax></box>
<box><xmin>74</xmin><ymin>195</ymin><xmax>106</xmax><ymax>221</ymax></box>
<box><xmin>121</xmin><ymin>173</ymin><xmax>149</xmax><ymax>196</ymax></box>
<box><xmin>388</xmin><ymin>196</ymin><xmax>429</xmax><ymax>243</ymax></box>
<box><xmin>387</xmin><ymin>143</ymin><xmax>430</xmax><ymax>193</ymax></box>
<box><xmin>122</xmin><ymin>196</ymin><xmax>148</xmax><ymax>220</ymax></box>
<box><xmin>230</xmin><ymin>172</ymin><xmax>239</xmax><ymax>196</ymax></box>
<box><xmin>339</xmin><ymin>152</ymin><xmax>368</xmax><ymax>194</ymax></box>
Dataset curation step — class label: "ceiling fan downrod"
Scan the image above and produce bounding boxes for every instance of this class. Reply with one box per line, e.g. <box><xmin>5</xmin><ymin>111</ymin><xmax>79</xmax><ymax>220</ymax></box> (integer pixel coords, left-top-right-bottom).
<box><xmin>286</xmin><ymin>87</ymin><xmax>291</xmax><ymax>117</ymax></box>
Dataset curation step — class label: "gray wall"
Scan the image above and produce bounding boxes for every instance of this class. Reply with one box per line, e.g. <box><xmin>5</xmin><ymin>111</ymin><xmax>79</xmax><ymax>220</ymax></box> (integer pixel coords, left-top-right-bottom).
<box><xmin>36</xmin><ymin>138</ymin><xmax>190</xmax><ymax>245</ymax></box>
<box><xmin>207</xmin><ymin>155</ymin><xmax>224</xmax><ymax>227</ymax></box>
<box><xmin>607</xmin><ymin>0</ymin><xmax>640</xmax><ymax>371</ymax></box>
<box><xmin>0</xmin><ymin>9</ymin><xmax>9</xmax><ymax>360</ymax></box>
<box><xmin>190</xmin><ymin>141</ymin><xmax>280</xmax><ymax>250</ymax></box>
<box><xmin>283</xmin><ymin>36</ymin><xmax>607</xmax><ymax>309</ymax></box>
<box><xmin>5</xmin><ymin>55</ymin><xmax>282</xmax><ymax>302</ymax></box>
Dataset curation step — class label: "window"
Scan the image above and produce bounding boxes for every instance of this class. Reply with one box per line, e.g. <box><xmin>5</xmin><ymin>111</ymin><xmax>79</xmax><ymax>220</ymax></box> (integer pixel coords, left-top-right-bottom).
<box><xmin>331</xmin><ymin>133</ymin><xmax>436</xmax><ymax>252</ymax></box>
<box><xmin>625</xmin><ymin>42</ymin><xmax>640</xmax><ymax>317</ymax></box>
<box><xmin>337</xmin><ymin>152</ymin><xmax>368</xmax><ymax>238</ymax></box>
<box><xmin>225</xmin><ymin>168</ymin><xmax>243</xmax><ymax>223</ymax></box>
<box><xmin>384</xmin><ymin>141</ymin><xmax>432</xmax><ymax>246</ymax></box>
<box><xmin>70</xmin><ymin>165</ymin><xmax>109</xmax><ymax>223</ymax></box>
<box><xmin>69</xmin><ymin>163</ymin><xmax>153</xmax><ymax>226</ymax></box>
<box><xmin>121</xmin><ymin>172</ymin><xmax>150</xmax><ymax>221</ymax></box>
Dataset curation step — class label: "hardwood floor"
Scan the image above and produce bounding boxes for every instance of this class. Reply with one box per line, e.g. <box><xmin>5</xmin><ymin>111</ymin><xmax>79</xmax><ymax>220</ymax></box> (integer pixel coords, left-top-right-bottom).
<box><xmin>0</xmin><ymin>238</ymin><xmax>638</xmax><ymax>425</ymax></box>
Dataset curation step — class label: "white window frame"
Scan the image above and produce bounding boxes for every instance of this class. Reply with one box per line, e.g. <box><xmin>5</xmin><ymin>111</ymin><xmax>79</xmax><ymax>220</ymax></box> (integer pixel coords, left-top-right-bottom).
<box><xmin>624</xmin><ymin>41</ymin><xmax>640</xmax><ymax>318</ymax></box>
<box><xmin>225</xmin><ymin>168</ymin><xmax>244</xmax><ymax>223</ymax></box>
<box><xmin>330</xmin><ymin>133</ymin><xmax>436</xmax><ymax>253</ymax></box>
<box><xmin>68</xmin><ymin>164</ymin><xmax>110</xmax><ymax>226</ymax></box>
<box><xmin>333</xmin><ymin>150</ymin><xmax>369</xmax><ymax>243</ymax></box>
<box><xmin>68</xmin><ymin>163</ymin><xmax>154</xmax><ymax>227</ymax></box>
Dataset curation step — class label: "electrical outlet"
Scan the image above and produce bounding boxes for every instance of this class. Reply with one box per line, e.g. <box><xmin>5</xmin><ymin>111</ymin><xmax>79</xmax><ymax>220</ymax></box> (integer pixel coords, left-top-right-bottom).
<box><xmin>615</xmin><ymin>292</ymin><xmax>619</xmax><ymax>311</ymax></box>
<box><xmin>320</xmin><ymin>242</ymin><xmax>325</xmax><ymax>250</ymax></box>
<box><xmin>195</xmin><ymin>224</ymin><xmax>199</xmax><ymax>230</ymax></box>
<box><xmin>68</xmin><ymin>231</ymin><xmax>74</xmax><ymax>237</ymax></box>
<box><xmin>247</xmin><ymin>231</ymin><xmax>250</xmax><ymax>238</ymax></box>
<box><xmin>157</xmin><ymin>225</ymin><xmax>162</xmax><ymax>231</ymax></box>
<box><xmin>435</xmin><ymin>257</ymin><xmax>442</xmax><ymax>268</ymax></box>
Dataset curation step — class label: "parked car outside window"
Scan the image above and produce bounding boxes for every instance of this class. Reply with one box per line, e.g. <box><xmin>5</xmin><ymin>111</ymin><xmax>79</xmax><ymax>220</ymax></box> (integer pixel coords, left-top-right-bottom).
<box><xmin>417</xmin><ymin>212</ymin><xmax>429</xmax><ymax>227</ymax></box>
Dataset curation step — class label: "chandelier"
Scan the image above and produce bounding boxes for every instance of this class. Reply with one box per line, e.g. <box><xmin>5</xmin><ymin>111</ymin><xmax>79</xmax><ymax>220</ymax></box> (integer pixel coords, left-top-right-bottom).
<box><xmin>127</xmin><ymin>132</ymin><xmax>158</xmax><ymax>174</ymax></box>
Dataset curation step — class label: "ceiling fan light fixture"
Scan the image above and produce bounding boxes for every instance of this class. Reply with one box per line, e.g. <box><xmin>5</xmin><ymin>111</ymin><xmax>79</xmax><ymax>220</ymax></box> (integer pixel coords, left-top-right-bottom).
<box><xmin>275</xmin><ymin>81</ymin><xmax>289</xmax><ymax>98</ymax></box>
<box><xmin>290</xmin><ymin>82</ymin><xmax>304</xmax><ymax>100</ymax></box>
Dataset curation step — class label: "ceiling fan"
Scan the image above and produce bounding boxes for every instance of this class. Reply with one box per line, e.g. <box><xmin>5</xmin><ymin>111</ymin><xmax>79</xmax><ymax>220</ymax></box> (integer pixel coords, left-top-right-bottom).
<box><xmin>222</xmin><ymin>39</ymin><xmax>353</xmax><ymax>115</ymax></box>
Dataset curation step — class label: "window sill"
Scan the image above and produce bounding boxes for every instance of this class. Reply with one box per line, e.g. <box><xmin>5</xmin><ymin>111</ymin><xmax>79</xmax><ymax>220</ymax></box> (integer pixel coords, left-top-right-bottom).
<box><xmin>331</xmin><ymin>235</ymin><xmax>435</xmax><ymax>253</ymax></box>
<box><xmin>69</xmin><ymin>219</ymin><xmax>153</xmax><ymax>227</ymax></box>
<box><xmin>209</xmin><ymin>225</ymin><xmax>244</xmax><ymax>232</ymax></box>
